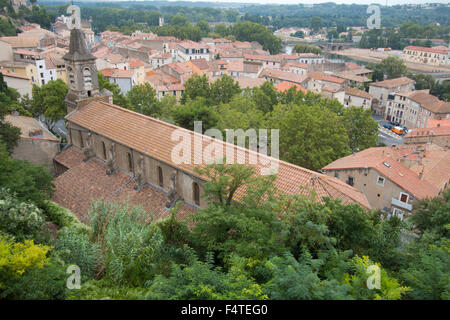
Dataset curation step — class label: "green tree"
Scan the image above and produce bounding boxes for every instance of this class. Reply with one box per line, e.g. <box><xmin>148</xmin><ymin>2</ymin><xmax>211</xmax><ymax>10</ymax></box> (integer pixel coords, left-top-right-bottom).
<box><xmin>268</xmin><ymin>103</ymin><xmax>350</xmax><ymax>171</ymax></box>
<box><xmin>180</xmin><ymin>74</ymin><xmax>211</xmax><ymax>105</ymax></box>
<box><xmin>0</xmin><ymin>141</ymin><xmax>54</xmax><ymax>205</ymax></box>
<box><xmin>310</xmin><ymin>16</ymin><xmax>322</xmax><ymax>33</ymax></box>
<box><xmin>291</xmin><ymin>30</ymin><xmax>304</xmax><ymax>38</ymax></box>
<box><xmin>379</xmin><ymin>56</ymin><xmax>408</xmax><ymax>79</ymax></box>
<box><xmin>196</xmin><ymin>20</ymin><xmax>210</xmax><ymax>37</ymax></box>
<box><xmin>293</xmin><ymin>44</ymin><xmax>322</xmax><ymax>55</ymax></box>
<box><xmin>209</xmin><ymin>75</ymin><xmax>241</xmax><ymax>105</ymax></box>
<box><xmin>0</xmin><ymin>74</ymin><xmax>20</xmax><ymax>154</ymax></box>
<box><xmin>407</xmin><ymin>188</ymin><xmax>450</xmax><ymax>240</ymax></box>
<box><xmin>171</xmin><ymin>97</ymin><xmax>218</xmax><ymax>131</ymax></box>
<box><xmin>327</xmin><ymin>29</ymin><xmax>339</xmax><ymax>41</ymax></box>
<box><xmin>0</xmin><ymin>17</ymin><xmax>17</xmax><ymax>36</ymax></box>
<box><xmin>430</xmin><ymin>80</ymin><xmax>450</xmax><ymax>102</ymax></box>
<box><xmin>126</xmin><ymin>83</ymin><xmax>160</xmax><ymax>117</ymax></box>
<box><xmin>342</xmin><ymin>106</ymin><xmax>379</xmax><ymax>153</ymax></box>
<box><xmin>407</xmin><ymin>73</ymin><xmax>435</xmax><ymax>90</ymax></box>
<box><xmin>30</xmin><ymin>79</ymin><xmax>67</xmax><ymax>131</ymax></box>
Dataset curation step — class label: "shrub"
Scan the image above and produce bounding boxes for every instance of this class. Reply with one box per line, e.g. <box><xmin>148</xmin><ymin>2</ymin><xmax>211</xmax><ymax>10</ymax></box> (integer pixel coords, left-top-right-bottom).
<box><xmin>1</xmin><ymin>260</ymin><xmax>68</xmax><ymax>300</ymax></box>
<box><xmin>0</xmin><ymin>188</ymin><xmax>49</xmax><ymax>243</ymax></box>
<box><xmin>42</xmin><ymin>200</ymin><xmax>90</xmax><ymax>235</ymax></box>
<box><xmin>54</xmin><ymin>227</ymin><xmax>101</xmax><ymax>281</ymax></box>
<box><xmin>0</xmin><ymin>235</ymin><xmax>50</xmax><ymax>290</ymax></box>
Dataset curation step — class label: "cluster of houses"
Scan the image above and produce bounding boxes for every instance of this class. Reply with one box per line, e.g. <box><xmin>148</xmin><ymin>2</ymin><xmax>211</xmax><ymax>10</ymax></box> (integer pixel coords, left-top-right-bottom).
<box><xmin>1</xmin><ymin>18</ymin><xmax>449</xmax><ymax>221</ymax></box>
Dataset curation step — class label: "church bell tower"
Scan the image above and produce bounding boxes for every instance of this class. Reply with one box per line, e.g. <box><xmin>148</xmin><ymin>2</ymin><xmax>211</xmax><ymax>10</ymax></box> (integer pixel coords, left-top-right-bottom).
<box><xmin>63</xmin><ymin>22</ymin><xmax>99</xmax><ymax>114</ymax></box>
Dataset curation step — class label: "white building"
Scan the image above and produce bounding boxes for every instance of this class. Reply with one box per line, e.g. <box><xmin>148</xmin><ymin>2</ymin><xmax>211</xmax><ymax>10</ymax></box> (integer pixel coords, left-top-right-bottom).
<box><xmin>402</xmin><ymin>46</ymin><xmax>449</xmax><ymax>66</ymax></box>
<box><xmin>176</xmin><ymin>41</ymin><xmax>211</xmax><ymax>62</ymax></box>
<box><xmin>36</xmin><ymin>58</ymin><xmax>57</xmax><ymax>86</ymax></box>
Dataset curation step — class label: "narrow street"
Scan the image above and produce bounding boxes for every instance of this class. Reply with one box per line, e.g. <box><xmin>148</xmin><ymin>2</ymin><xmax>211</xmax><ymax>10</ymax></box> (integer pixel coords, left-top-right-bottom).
<box><xmin>372</xmin><ymin>114</ymin><xmax>404</xmax><ymax>147</ymax></box>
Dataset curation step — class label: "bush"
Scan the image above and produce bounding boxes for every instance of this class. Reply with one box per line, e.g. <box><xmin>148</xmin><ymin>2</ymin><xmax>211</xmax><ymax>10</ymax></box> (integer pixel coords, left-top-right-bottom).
<box><xmin>1</xmin><ymin>260</ymin><xmax>68</xmax><ymax>300</ymax></box>
<box><xmin>54</xmin><ymin>227</ymin><xmax>101</xmax><ymax>281</ymax></box>
<box><xmin>42</xmin><ymin>200</ymin><xmax>90</xmax><ymax>235</ymax></box>
<box><xmin>0</xmin><ymin>188</ymin><xmax>49</xmax><ymax>243</ymax></box>
<box><xmin>0</xmin><ymin>235</ymin><xmax>50</xmax><ymax>290</ymax></box>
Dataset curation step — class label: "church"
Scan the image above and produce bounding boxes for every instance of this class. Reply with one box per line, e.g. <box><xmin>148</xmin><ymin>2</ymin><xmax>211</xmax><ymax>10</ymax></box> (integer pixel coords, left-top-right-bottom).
<box><xmin>51</xmin><ymin>26</ymin><xmax>370</xmax><ymax>221</ymax></box>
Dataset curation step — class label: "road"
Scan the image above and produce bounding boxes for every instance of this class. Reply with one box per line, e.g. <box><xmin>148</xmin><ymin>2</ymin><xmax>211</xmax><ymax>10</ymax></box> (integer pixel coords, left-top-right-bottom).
<box><xmin>372</xmin><ymin>115</ymin><xmax>404</xmax><ymax>147</ymax></box>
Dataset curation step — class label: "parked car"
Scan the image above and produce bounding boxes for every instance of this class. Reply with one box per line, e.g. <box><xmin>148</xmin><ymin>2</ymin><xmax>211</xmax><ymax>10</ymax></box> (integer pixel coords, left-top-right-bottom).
<box><xmin>389</xmin><ymin>121</ymin><xmax>400</xmax><ymax>126</ymax></box>
<box><xmin>383</xmin><ymin>124</ymin><xmax>392</xmax><ymax>130</ymax></box>
<box><xmin>392</xmin><ymin>126</ymin><xmax>404</xmax><ymax>135</ymax></box>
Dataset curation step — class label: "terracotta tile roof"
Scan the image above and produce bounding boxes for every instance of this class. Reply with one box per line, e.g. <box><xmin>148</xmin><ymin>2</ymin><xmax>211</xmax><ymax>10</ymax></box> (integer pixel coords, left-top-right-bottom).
<box><xmin>0</xmin><ymin>69</ymin><xmax>30</xmax><ymax>80</ymax></box>
<box><xmin>233</xmin><ymin>41</ymin><xmax>253</xmax><ymax>49</ymax></box>
<box><xmin>322</xmin><ymin>146</ymin><xmax>448</xmax><ymax>200</ymax></box>
<box><xmin>244</xmin><ymin>54</ymin><xmax>282</xmax><ymax>63</ymax></box>
<box><xmin>423</xmin><ymin>100</ymin><xmax>450</xmax><ymax>114</ymax></box>
<box><xmin>189</xmin><ymin>58</ymin><xmax>210</xmax><ymax>71</ymax></box>
<box><xmin>348</xmin><ymin>67</ymin><xmax>372</xmax><ymax>75</ymax></box>
<box><xmin>322</xmin><ymin>85</ymin><xmax>343</xmax><ymax>93</ymax></box>
<box><xmin>13</xmin><ymin>49</ymin><xmax>38</xmax><ymax>56</ymax></box>
<box><xmin>334</xmin><ymin>72</ymin><xmax>370</xmax><ymax>83</ymax></box>
<box><xmin>397</xmin><ymin>90</ymin><xmax>438</xmax><ymax>105</ymax></box>
<box><xmin>5</xmin><ymin>115</ymin><xmax>58</xmax><ymax>141</ymax></box>
<box><xmin>275</xmin><ymin>81</ymin><xmax>307</xmax><ymax>93</ymax></box>
<box><xmin>233</xmin><ymin>77</ymin><xmax>267</xmax><ymax>89</ymax></box>
<box><xmin>405</xmin><ymin>126</ymin><xmax>450</xmax><ymax>138</ymax></box>
<box><xmin>284</xmin><ymin>62</ymin><xmax>309</xmax><ymax>69</ymax></box>
<box><xmin>0</xmin><ymin>36</ymin><xmax>40</xmax><ymax>48</ymax></box>
<box><xmin>178</xmin><ymin>41</ymin><xmax>210</xmax><ymax>49</ymax></box>
<box><xmin>428</xmin><ymin>119</ymin><xmax>450</xmax><ymax>128</ymax></box>
<box><xmin>129</xmin><ymin>59</ymin><xmax>145</xmax><ymax>68</ymax></box>
<box><xmin>54</xmin><ymin>146</ymin><xmax>85</xmax><ymax>169</ymax></box>
<box><xmin>308</xmin><ymin>72</ymin><xmax>346</xmax><ymax>84</ymax></box>
<box><xmin>65</xmin><ymin>101</ymin><xmax>371</xmax><ymax>209</ymax></box>
<box><xmin>167</xmin><ymin>62</ymin><xmax>192</xmax><ymax>75</ymax></box>
<box><xmin>404</xmin><ymin>45</ymin><xmax>449</xmax><ymax>55</ymax></box>
<box><xmin>370</xmin><ymin>77</ymin><xmax>414</xmax><ymax>89</ymax></box>
<box><xmin>227</xmin><ymin>60</ymin><xmax>244</xmax><ymax>72</ymax></box>
<box><xmin>344</xmin><ymin>86</ymin><xmax>373</xmax><ymax>99</ymax></box>
<box><xmin>243</xmin><ymin>61</ymin><xmax>262</xmax><ymax>73</ymax></box>
<box><xmin>260</xmin><ymin>68</ymin><xmax>308</xmax><ymax>84</ymax></box>
<box><xmin>99</xmin><ymin>68</ymin><xmax>134</xmax><ymax>78</ymax></box>
<box><xmin>106</xmin><ymin>53</ymin><xmax>126</xmax><ymax>64</ymax></box>
<box><xmin>52</xmin><ymin>147</ymin><xmax>195</xmax><ymax>221</ymax></box>
<box><xmin>345</xmin><ymin>62</ymin><xmax>360</xmax><ymax>70</ymax></box>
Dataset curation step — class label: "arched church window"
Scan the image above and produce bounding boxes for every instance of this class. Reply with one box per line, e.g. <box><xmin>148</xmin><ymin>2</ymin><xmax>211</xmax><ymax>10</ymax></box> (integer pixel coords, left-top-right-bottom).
<box><xmin>158</xmin><ymin>166</ymin><xmax>163</xmax><ymax>188</ymax></box>
<box><xmin>193</xmin><ymin>182</ymin><xmax>200</xmax><ymax>206</ymax></box>
<box><xmin>79</xmin><ymin>130</ymin><xmax>84</xmax><ymax>148</ymax></box>
<box><xmin>102</xmin><ymin>141</ymin><xmax>107</xmax><ymax>160</ymax></box>
<box><xmin>83</xmin><ymin>67</ymin><xmax>92</xmax><ymax>89</ymax></box>
<box><xmin>127</xmin><ymin>152</ymin><xmax>133</xmax><ymax>172</ymax></box>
